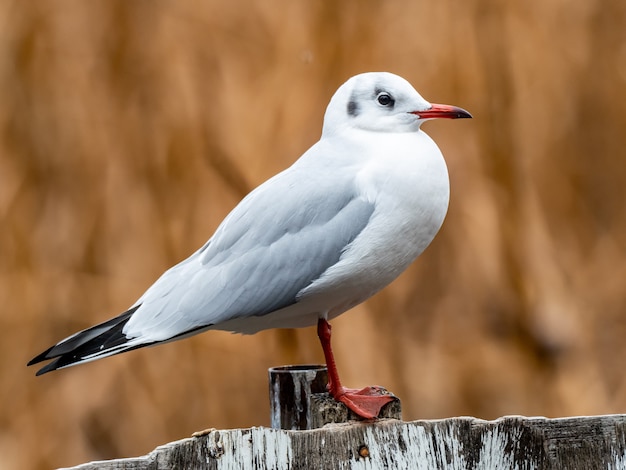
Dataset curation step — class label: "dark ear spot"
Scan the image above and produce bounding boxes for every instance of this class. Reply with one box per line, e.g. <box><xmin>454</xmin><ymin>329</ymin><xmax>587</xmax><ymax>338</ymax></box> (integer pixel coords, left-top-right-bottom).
<box><xmin>347</xmin><ymin>100</ymin><xmax>359</xmax><ymax>117</ymax></box>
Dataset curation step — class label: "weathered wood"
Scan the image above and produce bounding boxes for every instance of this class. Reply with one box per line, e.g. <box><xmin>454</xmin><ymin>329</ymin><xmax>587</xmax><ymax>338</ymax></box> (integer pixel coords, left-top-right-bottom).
<box><xmin>268</xmin><ymin>364</ymin><xmax>401</xmax><ymax>430</ymax></box>
<box><xmin>63</xmin><ymin>415</ymin><xmax>626</xmax><ymax>469</ymax></box>
<box><xmin>268</xmin><ymin>365</ymin><xmax>328</xmax><ymax>430</ymax></box>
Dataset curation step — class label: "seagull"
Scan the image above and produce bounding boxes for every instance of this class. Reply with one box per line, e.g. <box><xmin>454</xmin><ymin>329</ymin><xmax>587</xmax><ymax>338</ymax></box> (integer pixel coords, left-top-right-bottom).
<box><xmin>28</xmin><ymin>72</ymin><xmax>471</xmax><ymax>419</ymax></box>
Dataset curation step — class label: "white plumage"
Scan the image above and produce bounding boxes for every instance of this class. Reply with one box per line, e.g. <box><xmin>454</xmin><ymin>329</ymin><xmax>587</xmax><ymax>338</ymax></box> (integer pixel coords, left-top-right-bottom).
<box><xmin>29</xmin><ymin>72</ymin><xmax>470</xmax><ymax>419</ymax></box>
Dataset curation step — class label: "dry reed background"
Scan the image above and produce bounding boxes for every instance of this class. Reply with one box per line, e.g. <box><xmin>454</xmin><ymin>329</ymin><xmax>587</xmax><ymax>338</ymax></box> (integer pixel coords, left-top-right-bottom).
<box><xmin>1</xmin><ymin>0</ymin><xmax>625</xmax><ymax>468</ymax></box>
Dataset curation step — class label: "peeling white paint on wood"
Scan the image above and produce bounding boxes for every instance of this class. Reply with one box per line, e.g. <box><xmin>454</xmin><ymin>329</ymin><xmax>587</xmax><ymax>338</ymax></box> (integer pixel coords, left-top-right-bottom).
<box><xmin>63</xmin><ymin>415</ymin><xmax>626</xmax><ymax>470</ymax></box>
<box><xmin>202</xmin><ymin>427</ymin><xmax>294</xmax><ymax>470</ymax></box>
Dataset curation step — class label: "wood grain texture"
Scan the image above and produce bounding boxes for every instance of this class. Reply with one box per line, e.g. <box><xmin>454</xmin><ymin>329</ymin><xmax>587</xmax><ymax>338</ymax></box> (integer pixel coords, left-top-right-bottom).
<box><xmin>63</xmin><ymin>415</ymin><xmax>626</xmax><ymax>470</ymax></box>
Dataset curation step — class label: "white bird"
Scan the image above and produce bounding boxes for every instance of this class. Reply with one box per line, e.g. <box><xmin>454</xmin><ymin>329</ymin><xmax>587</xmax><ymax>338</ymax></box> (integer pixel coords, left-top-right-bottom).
<box><xmin>29</xmin><ymin>72</ymin><xmax>471</xmax><ymax>419</ymax></box>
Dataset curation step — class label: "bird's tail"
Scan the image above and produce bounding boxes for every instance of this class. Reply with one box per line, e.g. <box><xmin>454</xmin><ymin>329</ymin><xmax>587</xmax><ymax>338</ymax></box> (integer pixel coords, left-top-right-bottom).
<box><xmin>27</xmin><ymin>305</ymin><xmax>154</xmax><ymax>376</ymax></box>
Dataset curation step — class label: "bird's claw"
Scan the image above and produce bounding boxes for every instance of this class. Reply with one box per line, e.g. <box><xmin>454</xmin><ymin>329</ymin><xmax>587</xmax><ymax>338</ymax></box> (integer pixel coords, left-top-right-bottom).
<box><xmin>331</xmin><ymin>385</ymin><xmax>395</xmax><ymax>419</ymax></box>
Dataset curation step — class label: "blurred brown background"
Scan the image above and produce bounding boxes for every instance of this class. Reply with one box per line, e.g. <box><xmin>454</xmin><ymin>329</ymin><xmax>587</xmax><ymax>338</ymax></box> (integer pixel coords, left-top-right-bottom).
<box><xmin>1</xmin><ymin>0</ymin><xmax>625</xmax><ymax>468</ymax></box>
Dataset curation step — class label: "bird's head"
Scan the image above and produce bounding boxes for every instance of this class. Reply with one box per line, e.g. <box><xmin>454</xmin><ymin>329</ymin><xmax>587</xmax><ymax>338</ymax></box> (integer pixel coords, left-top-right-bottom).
<box><xmin>322</xmin><ymin>72</ymin><xmax>471</xmax><ymax>137</ymax></box>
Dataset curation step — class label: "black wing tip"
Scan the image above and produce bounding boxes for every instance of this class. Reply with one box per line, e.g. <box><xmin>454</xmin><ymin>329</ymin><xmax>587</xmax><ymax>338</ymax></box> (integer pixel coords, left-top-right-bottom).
<box><xmin>28</xmin><ymin>305</ymin><xmax>141</xmax><ymax>376</ymax></box>
<box><xmin>27</xmin><ymin>346</ymin><xmax>56</xmax><ymax>367</ymax></box>
<box><xmin>33</xmin><ymin>354</ymin><xmax>83</xmax><ymax>376</ymax></box>
<box><xmin>34</xmin><ymin>361</ymin><xmax>59</xmax><ymax>376</ymax></box>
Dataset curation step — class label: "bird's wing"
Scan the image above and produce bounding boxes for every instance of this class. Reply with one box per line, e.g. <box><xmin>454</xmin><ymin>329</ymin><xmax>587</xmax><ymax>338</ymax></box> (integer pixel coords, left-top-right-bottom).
<box><xmin>123</xmin><ymin>154</ymin><xmax>376</xmax><ymax>341</ymax></box>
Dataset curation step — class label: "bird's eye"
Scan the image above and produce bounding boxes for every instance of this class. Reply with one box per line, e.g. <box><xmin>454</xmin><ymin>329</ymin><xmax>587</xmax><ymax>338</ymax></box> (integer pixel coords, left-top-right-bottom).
<box><xmin>377</xmin><ymin>93</ymin><xmax>394</xmax><ymax>107</ymax></box>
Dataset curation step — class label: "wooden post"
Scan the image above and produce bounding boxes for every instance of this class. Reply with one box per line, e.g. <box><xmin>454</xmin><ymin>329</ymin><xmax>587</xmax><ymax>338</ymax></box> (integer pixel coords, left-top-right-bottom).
<box><xmin>268</xmin><ymin>364</ymin><xmax>328</xmax><ymax>430</ymax></box>
<box><xmin>269</xmin><ymin>364</ymin><xmax>401</xmax><ymax>430</ymax></box>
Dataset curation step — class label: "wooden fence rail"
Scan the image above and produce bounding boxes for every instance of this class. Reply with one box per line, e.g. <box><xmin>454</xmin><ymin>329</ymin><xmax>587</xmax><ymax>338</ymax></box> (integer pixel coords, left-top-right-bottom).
<box><xmin>65</xmin><ymin>414</ymin><xmax>626</xmax><ymax>469</ymax></box>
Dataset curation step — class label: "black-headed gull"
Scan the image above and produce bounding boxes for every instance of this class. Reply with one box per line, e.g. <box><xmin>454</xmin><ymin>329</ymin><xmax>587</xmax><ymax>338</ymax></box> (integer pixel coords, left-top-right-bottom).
<box><xmin>29</xmin><ymin>72</ymin><xmax>471</xmax><ymax>419</ymax></box>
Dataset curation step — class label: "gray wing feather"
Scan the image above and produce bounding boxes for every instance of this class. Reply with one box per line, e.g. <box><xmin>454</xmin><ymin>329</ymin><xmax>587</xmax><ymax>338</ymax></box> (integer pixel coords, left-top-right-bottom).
<box><xmin>123</xmin><ymin>161</ymin><xmax>375</xmax><ymax>340</ymax></box>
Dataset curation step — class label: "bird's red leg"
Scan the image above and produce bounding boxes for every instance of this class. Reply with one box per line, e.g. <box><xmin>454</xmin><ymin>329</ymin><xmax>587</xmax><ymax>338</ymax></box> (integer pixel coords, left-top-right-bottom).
<box><xmin>317</xmin><ymin>318</ymin><xmax>394</xmax><ymax>419</ymax></box>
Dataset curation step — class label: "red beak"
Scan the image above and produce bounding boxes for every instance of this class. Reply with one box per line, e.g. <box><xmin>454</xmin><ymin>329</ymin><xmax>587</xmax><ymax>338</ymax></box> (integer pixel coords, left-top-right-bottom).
<box><xmin>411</xmin><ymin>103</ymin><xmax>472</xmax><ymax>120</ymax></box>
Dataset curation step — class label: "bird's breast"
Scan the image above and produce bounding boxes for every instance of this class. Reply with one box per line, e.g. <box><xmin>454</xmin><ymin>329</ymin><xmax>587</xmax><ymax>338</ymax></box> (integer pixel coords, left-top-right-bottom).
<box><xmin>297</xmin><ymin>131</ymin><xmax>450</xmax><ymax>315</ymax></box>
